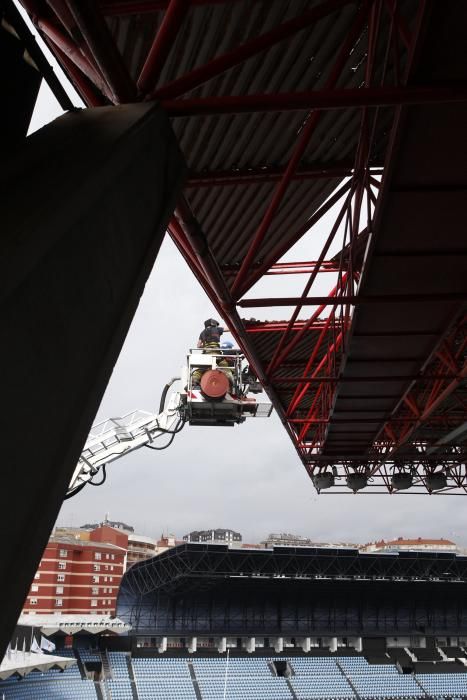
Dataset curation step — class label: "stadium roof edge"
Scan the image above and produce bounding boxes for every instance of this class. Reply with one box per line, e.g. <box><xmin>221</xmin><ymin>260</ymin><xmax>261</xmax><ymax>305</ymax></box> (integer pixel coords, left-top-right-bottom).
<box><xmin>119</xmin><ymin>543</ymin><xmax>467</xmax><ymax>599</ymax></box>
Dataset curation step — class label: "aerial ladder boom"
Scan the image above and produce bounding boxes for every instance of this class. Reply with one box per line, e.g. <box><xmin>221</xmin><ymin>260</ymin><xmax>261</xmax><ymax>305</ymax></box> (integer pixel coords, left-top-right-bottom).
<box><xmin>67</xmin><ymin>349</ymin><xmax>272</xmax><ymax>498</ymax></box>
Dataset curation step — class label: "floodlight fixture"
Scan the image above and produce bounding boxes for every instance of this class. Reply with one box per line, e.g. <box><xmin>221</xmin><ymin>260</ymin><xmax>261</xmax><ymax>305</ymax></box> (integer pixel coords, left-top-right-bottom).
<box><xmin>391</xmin><ymin>472</ymin><xmax>413</xmax><ymax>490</ymax></box>
<box><xmin>426</xmin><ymin>470</ymin><xmax>448</xmax><ymax>492</ymax></box>
<box><xmin>346</xmin><ymin>473</ymin><xmax>368</xmax><ymax>492</ymax></box>
<box><xmin>313</xmin><ymin>472</ymin><xmax>335</xmax><ymax>490</ymax></box>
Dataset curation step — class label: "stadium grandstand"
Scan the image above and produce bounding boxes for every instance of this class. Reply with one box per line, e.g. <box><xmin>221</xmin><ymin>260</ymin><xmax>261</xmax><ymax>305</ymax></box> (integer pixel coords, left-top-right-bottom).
<box><xmin>3</xmin><ymin>544</ymin><xmax>467</xmax><ymax>698</ymax></box>
<box><xmin>2</xmin><ymin>0</ymin><xmax>467</xmax><ymax>696</ymax></box>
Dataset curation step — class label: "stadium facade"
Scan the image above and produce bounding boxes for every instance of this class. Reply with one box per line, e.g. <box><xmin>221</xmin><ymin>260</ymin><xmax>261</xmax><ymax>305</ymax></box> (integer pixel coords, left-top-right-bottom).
<box><xmin>116</xmin><ymin>544</ymin><xmax>467</xmax><ymax>654</ymax></box>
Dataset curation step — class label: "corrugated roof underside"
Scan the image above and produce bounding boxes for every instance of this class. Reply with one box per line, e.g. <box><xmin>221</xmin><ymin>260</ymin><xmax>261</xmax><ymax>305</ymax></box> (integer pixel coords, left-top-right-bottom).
<box><xmin>245</xmin><ymin>323</ymin><xmax>340</xmax><ymax>415</ymax></box>
<box><xmin>106</xmin><ymin>1</ymin><xmax>400</xmax><ymax>274</ymax></box>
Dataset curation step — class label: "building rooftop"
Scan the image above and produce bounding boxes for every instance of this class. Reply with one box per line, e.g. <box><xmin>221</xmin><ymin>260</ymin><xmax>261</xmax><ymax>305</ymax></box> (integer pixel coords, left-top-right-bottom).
<box><xmin>80</xmin><ymin>520</ymin><xmax>134</xmax><ymax>533</ymax></box>
<box><xmin>18</xmin><ymin>614</ymin><xmax>131</xmax><ymax>634</ymax></box>
<box><xmin>49</xmin><ymin>536</ymin><xmax>125</xmax><ymax>551</ymax></box>
<box><xmin>368</xmin><ymin>537</ymin><xmax>456</xmax><ymax>548</ymax></box>
<box><xmin>128</xmin><ymin>533</ymin><xmax>156</xmax><ymax>545</ymax></box>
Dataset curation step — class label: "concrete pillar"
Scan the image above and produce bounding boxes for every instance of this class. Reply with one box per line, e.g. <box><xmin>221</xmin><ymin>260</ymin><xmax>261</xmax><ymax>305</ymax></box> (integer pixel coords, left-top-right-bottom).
<box><xmin>329</xmin><ymin>637</ymin><xmax>338</xmax><ymax>653</ymax></box>
<box><xmin>0</xmin><ymin>102</ymin><xmax>185</xmax><ymax>659</ymax></box>
<box><xmin>354</xmin><ymin>637</ymin><xmax>363</xmax><ymax>652</ymax></box>
<box><xmin>246</xmin><ymin>637</ymin><xmax>256</xmax><ymax>653</ymax></box>
<box><xmin>273</xmin><ymin>637</ymin><xmax>284</xmax><ymax>653</ymax></box>
<box><xmin>300</xmin><ymin>637</ymin><xmax>311</xmax><ymax>653</ymax></box>
<box><xmin>158</xmin><ymin>637</ymin><xmax>167</xmax><ymax>654</ymax></box>
<box><xmin>188</xmin><ymin>637</ymin><xmax>197</xmax><ymax>654</ymax></box>
<box><xmin>218</xmin><ymin>637</ymin><xmax>227</xmax><ymax>654</ymax></box>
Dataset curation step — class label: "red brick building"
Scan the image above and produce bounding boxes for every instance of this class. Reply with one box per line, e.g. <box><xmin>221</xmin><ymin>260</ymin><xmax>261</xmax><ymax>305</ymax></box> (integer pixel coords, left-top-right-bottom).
<box><xmin>23</xmin><ymin>526</ymin><xmax>128</xmax><ymax>615</ymax></box>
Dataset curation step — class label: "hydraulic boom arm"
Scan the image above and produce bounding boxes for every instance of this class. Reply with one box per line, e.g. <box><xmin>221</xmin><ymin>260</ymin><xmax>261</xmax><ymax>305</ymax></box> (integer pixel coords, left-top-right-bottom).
<box><xmin>66</xmin><ymin>381</ymin><xmax>184</xmax><ymax>499</ymax></box>
<box><xmin>66</xmin><ymin>350</ymin><xmax>272</xmax><ymax>499</ymax></box>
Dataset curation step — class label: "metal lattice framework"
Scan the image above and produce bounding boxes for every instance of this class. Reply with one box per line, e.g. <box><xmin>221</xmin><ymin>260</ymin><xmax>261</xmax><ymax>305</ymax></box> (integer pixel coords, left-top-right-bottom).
<box><xmin>19</xmin><ymin>0</ymin><xmax>467</xmax><ymax>494</ymax></box>
<box><xmin>117</xmin><ymin>544</ymin><xmax>467</xmax><ymax>635</ymax></box>
<box><xmin>121</xmin><ymin>544</ymin><xmax>467</xmax><ymax>597</ymax></box>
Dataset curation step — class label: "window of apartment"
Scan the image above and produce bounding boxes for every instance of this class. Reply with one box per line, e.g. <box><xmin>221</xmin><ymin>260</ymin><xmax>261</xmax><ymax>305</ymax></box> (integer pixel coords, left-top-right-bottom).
<box><xmin>94</xmin><ymin>552</ymin><xmax>101</xmax><ymax>560</ymax></box>
<box><xmin>92</xmin><ymin>587</ymin><xmax>99</xmax><ymax>595</ymax></box>
<box><xmin>104</xmin><ymin>564</ymin><xmax>109</xmax><ymax>571</ymax></box>
<box><xmin>104</xmin><ymin>576</ymin><xmax>108</xmax><ymax>582</ymax></box>
<box><xmin>92</xmin><ymin>575</ymin><xmax>99</xmax><ymax>584</ymax></box>
<box><xmin>111</xmin><ymin>554</ymin><xmax>115</xmax><ymax>560</ymax></box>
<box><xmin>93</xmin><ymin>564</ymin><xmax>100</xmax><ymax>572</ymax></box>
<box><xmin>109</xmin><ymin>577</ymin><xmax>113</xmax><ymax>582</ymax></box>
<box><xmin>34</xmin><ymin>572</ymin><xmax>40</xmax><ymax>580</ymax></box>
<box><xmin>107</xmin><ymin>599</ymin><xmax>111</xmax><ymax>605</ymax></box>
<box><xmin>58</xmin><ymin>561</ymin><xmax>66</xmax><ymax>570</ymax></box>
<box><xmin>30</xmin><ymin>598</ymin><xmax>37</xmax><ymax>605</ymax></box>
<box><xmin>55</xmin><ymin>599</ymin><xmax>63</xmax><ymax>607</ymax></box>
<box><xmin>110</xmin><ymin>566</ymin><xmax>114</xmax><ymax>571</ymax></box>
<box><xmin>57</xmin><ymin>574</ymin><xmax>65</xmax><ymax>582</ymax></box>
<box><xmin>106</xmin><ymin>554</ymin><xmax>110</xmax><ymax>560</ymax></box>
<box><xmin>31</xmin><ymin>584</ymin><xmax>39</xmax><ymax>593</ymax></box>
<box><xmin>91</xmin><ymin>600</ymin><xmax>97</xmax><ymax>607</ymax></box>
<box><xmin>59</xmin><ymin>549</ymin><xmax>68</xmax><ymax>558</ymax></box>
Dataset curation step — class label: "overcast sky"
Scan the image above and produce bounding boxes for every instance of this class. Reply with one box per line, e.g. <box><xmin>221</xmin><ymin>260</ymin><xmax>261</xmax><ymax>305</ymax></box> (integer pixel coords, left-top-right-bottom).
<box><xmin>26</xmin><ymin>16</ymin><xmax>467</xmax><ymax>547</ymax></box>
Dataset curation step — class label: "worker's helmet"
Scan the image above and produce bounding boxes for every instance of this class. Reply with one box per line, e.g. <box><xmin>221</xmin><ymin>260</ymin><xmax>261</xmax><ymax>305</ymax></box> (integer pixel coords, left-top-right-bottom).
<box><xmin>204</xmin><ymin>318</ymin><xmax>219</xmax><ymax>328</ymax></box>
<box><xmin>221</xmin><ymin>341</ymin><xmax>234</xmax><ymax>349</ymax></box>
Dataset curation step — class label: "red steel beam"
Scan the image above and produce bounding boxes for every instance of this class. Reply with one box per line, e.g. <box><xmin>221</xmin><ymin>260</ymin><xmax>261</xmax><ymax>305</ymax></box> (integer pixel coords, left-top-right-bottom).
<box><xmin>185</xmin><ymin>163</ymin><xmax>381</xmax><ymax>188</ymax></box>
<box><xmin>388</xmin><ymin>360</ymin><xmax>467</xmax><ymax>456</ymax></box>
<box><xmin>383</xmin><ymin>0</ymin><xmax>411</xmax><ymax>50</ymax></box>
<box><xmin>293</xmin><ymin>333</ymin><xmax>344</xmax><ymax>436</ymax></box>
<box><xmin>65</xmin><ymin>0</ymin><xmax>136</xmax><ymax>103</ymax></box>
<box><xmin>288</xmin><ymin>316</ymin><xmax>340</xmax><ymax>417</ymax></box>
<box><xmin>297</xmin><ymin>385</ymin><xmax>325</xmax><ymax>444</ymax></box>
<box><xmin>241</xmin><ymin>179</ymin><xmax>353</xmax><ymax>297</ymax></box>
<box><xmin>239</xmin><ymin>292</ymin><xmax>466</xmax><ymax>307</ymax></box>
<box><xmin>245</xmin><ymin>320</ymin><xmax>339</xmax><ymax>333</ymax></box>
<box><xmin>265</xmin><ymin>264</ymin><xmax>340</xmax><ymax>275</ymax></box>
<box><xmin>228</xmin><ymin>3</ymin><xmax>372</xmax><ymax>300</ymax></box>
<box><xmin>37</xmin><ymin>18</ymin><xmax>113</xmax><ymax>101</ymax></box>
<box><xmin>152</xmin><ymin>0</ymin><xmax>354</xmax><ymax>99</ymax></box>
<box><xmin>48</xmin><ymin>42</ymin><xmax>106</xmax><ymax>106</ymax></box>
<box><xmin>266</xmin><ymin>187</ymin><xmax>353</xmax><ymax>376</ymax></box>
<box><xmin>168</xmin><ymin>218</ymin><xmax>210</xmax><ymax>288</ymax></box>
<box><xmin>290</xmin><ymin>417</ymin><xmax>461</xmax><ymax>424</ymax></box>
<box><xmin>100</xmin><ymin>0</ymin><xmax>255</xmax><ymax>14</ymax></box>
<box><xmin>171</xmin><ymin>198</ymin><xmax>311</xmax><ymax>470</ymax></box>
<box><xmin>268</xmin><ymin>274</ymin><xmax>350</xmax><ymax>378</ymax></box>
<box><xmin>221</xmin><ymin>260</ymin><xmax>341</xmax><ymax>276</ymax></box>
<box><xmin>137</xmin><ymin>0</ymin><xmax>189</xmax><ymax>95</ymax></box>
<box><xmin>163</xmin><ymin>85</ymin><xmax>467</xmax><ymax>116</ymax></box>
<box><xmin>317</xmin><ymin>1</ymin><xmax>440</xmax><ymax>467</ymax></box>
<box><xmin>46</xmin><ymin>0</ymin><xmax>108</xmax><ymax>79</ymax></box>
<box><xmin>272</xmin><ymin>375</ymin><xmax>460</xmax><ymax>383</ymax></box>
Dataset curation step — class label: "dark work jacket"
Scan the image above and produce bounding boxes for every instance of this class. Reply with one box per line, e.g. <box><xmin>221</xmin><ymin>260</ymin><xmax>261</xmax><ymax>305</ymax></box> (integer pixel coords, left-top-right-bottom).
<box><xmin>199</xmin><ymin>326</ymin><xmax>224</xmax><ymax>346</ymax></box>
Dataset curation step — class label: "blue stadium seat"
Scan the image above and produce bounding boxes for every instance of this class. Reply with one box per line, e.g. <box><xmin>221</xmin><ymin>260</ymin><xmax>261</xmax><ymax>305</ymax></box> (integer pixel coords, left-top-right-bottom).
<box><xmin>3</xmin><ymin>651</ymin><xmax>467</xmax><ymax>700</ymax></box>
